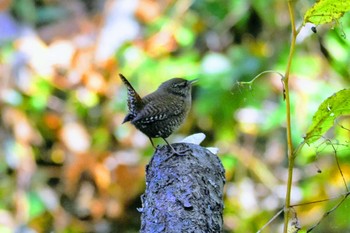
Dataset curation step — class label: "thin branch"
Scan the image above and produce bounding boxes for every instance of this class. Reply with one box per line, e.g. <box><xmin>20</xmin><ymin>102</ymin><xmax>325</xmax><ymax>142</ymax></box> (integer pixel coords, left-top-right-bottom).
<box><xmin>238</xmin><ymin>70</ymin><xmax>284</xmax><ymax>86</ymax></box>
<box><xmin>258</xmin><ymin>191</ymin><xmax>350</xmax><ymax>232</ymax></box>
<box><xmin>292</xmin><ymin>141</ymin><xmax>306</xmax><ymax>158</ymax></box>
<box><xmin>234</xmin><ymin>70</ymin><xmax>285</xmax><ymax>95</ymax></box>
<box><xmin>256</xmin><ymin>209</ymin><xmax>284</xmax><ymax>233</ymax></box>
<box><xmin>335</xmin><ymin>118</ymin><xmax>350</xmax><ymax>132</ymax></box>
<box><xmin>291</xmin><ymin>191</ymin><xmax>350</xmax><ymax>207</ymax></box>
<box><xmin>306</xmin><ymin>192</ymin><xmax>350</xmax><ymax>232</ymax></box>
<box><xmin>314</xmin><ymin>138</ymin><xmax>350</xmax><ymax>192</ymax></box>
<box><xmin>325</xmin><ymin>139</ymin><xmax>349</xmax><ymax>192</ymax></box>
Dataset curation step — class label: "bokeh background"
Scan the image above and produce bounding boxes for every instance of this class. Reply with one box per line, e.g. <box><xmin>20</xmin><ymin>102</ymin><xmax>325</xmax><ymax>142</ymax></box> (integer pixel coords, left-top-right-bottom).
<box><xmin>0</xmin><ymin>0</ymin><xmax>349</xmax><ymax>232</ymax></box>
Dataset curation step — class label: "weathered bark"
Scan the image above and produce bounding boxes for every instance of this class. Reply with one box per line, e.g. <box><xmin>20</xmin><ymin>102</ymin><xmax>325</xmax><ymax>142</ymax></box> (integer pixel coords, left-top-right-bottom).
<box><xmin>139</xmin><ymin>143</ymin><xmax>225</xmax><ymax>233</ymax></box>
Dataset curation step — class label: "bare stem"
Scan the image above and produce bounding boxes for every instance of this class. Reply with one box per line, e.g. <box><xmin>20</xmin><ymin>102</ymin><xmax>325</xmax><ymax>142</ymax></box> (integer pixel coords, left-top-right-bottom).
<box><xmin>283</xmin><ymin>1</ymin><xmax>299</xmax><ymax>232</ymax></box>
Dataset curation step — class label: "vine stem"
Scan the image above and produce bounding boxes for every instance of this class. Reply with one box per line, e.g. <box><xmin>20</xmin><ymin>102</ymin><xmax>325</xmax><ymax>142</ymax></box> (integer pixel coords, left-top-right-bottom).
<box><xmin>283</xmin><ymin>1</ymin><xmax>298</xmax><ymax>232</ymax></box>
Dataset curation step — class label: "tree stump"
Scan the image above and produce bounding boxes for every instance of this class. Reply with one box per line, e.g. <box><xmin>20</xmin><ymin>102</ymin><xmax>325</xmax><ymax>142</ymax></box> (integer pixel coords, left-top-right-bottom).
<box><xmin>139</xmin><ymin>143</ymin><xmax>225</xmax><ymax>233</ymax></box>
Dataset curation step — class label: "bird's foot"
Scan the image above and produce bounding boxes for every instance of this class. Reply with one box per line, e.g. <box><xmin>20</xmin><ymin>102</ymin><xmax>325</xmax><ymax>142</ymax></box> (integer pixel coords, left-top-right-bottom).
<box><xmin>168</xmin><ymin>145</ymin><xmax>190</xmax><ymax>156</ymax></box>
<box><xmin>161</xmin><ymin>138</ymin><xmax>190</xmax><ymax>156</ymax></box>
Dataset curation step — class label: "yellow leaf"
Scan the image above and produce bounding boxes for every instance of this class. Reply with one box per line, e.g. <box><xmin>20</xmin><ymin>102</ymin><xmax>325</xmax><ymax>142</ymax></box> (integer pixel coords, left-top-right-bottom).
<box><xmin>303</xmin><ymin>0</ymin><xmax>350</xmax><ymax>25</ymax></box>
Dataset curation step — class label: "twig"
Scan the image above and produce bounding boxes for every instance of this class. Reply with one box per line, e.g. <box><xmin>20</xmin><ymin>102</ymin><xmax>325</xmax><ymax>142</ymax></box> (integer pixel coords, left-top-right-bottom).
<box><xmin>256</xmin><ymin>209</ymin><xmax>284</xmax><ymax>233</ymax></box>
<box><xmin>258</xmin><ymin>191</ymin><xmax>350</xmax><ymax>232</ymax></box>
<box><xmin>291</xmin><ymin>191</ymin><xmax>350</xmax><ymax>207</ymax></box>
<box><xmin>306</xmin><ymin>192</ymin><xmax>350</xmax><ymax>232</ymax></box>
<box><xmin>238</xmin><ymin>70</ymin><xmax>284</xmax><ymax>86</ymax></box>
<box><xmin>325</xmin><ymin>139</ymin><xmax>349</xmax><ymax>192</ymax></box>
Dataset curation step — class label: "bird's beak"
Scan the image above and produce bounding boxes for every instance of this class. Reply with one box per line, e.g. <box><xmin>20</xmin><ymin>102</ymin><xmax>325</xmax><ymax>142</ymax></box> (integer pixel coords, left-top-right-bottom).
<box><xmin>188</xmin><ymin>79</ymin><xmax>198</xmax><ymax>85</ymax></box>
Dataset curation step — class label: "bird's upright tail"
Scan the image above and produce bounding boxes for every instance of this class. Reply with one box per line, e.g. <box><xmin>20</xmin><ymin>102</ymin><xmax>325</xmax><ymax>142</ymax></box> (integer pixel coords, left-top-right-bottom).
<box><xmin>118</xmin><ymin>74</ymin><xmax>143</xmax><ymax>123</ymax></box>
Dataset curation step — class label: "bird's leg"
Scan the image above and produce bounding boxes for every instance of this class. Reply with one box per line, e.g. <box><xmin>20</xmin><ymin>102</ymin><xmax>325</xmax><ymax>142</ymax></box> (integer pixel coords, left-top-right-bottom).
<box><xmin>162</xmin><ymin>138</ymin><xmax>189</xmax><ymax>156</ymax></box>
<box><xmin>162</xmin><ymin>138</ymin><xmax>177</xmax><ymax>154</ymax></box>
<box><xmin>148</xmin><ymin>137</ymin><xmax>158</xmax><ymax>149</ymax></box>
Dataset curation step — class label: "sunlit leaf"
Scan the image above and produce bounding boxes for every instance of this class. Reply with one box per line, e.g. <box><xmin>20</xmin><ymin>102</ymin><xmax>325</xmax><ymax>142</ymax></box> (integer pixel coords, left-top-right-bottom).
<box><xmin>29</xmin><ymin>94</ymin><xmax>48</xmax><ymax>111</ymax></box>
<box><xmin>303</xmin><ymin>0</ymin><xmax>350</xmax><ymax>25</ymax></box>
<box><xmin>92</xmin><ymin>127</ymin><xmax>110</xmax><ymax>150</ymax></box>
<box><xmin>28</xmin><ymin>192</ymin><xmax>45</xmax><ymax>219</ymax></box>
<box><xmin>304</xmin><ymin>89</ymin><xmax>350</xmax><ymax>144</ymax></box>
<box><xmin>84</xmin><ymin>71</ymin><xmax>107</xmax><ymax>94</ymax></box>
<box><xmin>59</xmin><ymin>122</ymin><xmax>90</xmax><ymax>153</ymax></box>
<box><xmin>29</xmin><ymin>77</ymin><xmax>53</xmax><ymax>111</ymax></box>
<box><xmin>76</xmin><ymin>88</ymin><xmax>99</xmax><ymax>107</ymax></box>
<box><xmin>175</xmin><ymin>27</ymin><xmax>195</xmax><ymax>47</ymax></box>
<box><xmin>221</xmin><ymin>155</ymin><xmax>237</xmax><ymax>171</ymax></box>
<box><xmin>0</xmin><ymin>225</ymin><xmax>12</xmax><ymax>233</ymax></box>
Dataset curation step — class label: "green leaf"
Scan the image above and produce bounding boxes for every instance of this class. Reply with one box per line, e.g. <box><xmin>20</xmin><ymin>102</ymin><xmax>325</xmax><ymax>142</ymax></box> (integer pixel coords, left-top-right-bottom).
<box><xmin>304</xmin><ymin>89</ymin><xmax>350</xmax><ymax>144</ymax></box>
<box><xmin>303</xmin><ymin>0</ymin><xmax>350</xmax><ymax>25</ymax></box>
<box><xmin>28</xmin><ymin>192</ymin><xmax>46</xmax><ymax>219</ymax></box>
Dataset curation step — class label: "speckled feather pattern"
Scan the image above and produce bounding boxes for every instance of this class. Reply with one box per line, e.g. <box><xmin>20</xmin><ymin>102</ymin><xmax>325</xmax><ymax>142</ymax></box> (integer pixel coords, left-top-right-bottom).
<box><xmin>119</xmin><ymin>74</ymin><xmax>194</xmax><ymax>140</ymax></box>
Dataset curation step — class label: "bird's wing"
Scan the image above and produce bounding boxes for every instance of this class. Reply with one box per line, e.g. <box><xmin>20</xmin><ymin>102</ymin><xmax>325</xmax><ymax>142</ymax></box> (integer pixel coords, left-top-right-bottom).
<box><xmin>132</xmin><ymin>96</ymin><xmax>185</xmax><ymax>124</ymax></box>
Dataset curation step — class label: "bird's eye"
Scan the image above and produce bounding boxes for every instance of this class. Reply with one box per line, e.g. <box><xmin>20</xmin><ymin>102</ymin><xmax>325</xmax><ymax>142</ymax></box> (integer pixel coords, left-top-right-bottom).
<box><xmin>173</xmin><ymin>82</ymin><xmax>187</xmax><ymax>88</ymax></box>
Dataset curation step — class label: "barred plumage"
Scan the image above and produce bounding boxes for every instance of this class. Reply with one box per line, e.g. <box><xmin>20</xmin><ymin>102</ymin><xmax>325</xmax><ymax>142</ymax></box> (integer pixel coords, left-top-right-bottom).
<box><xmin>119</xmin><ymin>74</ymin><xmax>196</xmax><ymax>153</ymax></box>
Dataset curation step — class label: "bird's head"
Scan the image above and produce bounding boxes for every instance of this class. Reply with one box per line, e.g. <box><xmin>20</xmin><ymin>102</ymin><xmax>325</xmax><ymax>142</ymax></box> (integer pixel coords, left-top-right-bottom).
<box><xmin>159</xmin><ymin>78</ymin><xmax>198</xmax><ymax>97</ymax></box>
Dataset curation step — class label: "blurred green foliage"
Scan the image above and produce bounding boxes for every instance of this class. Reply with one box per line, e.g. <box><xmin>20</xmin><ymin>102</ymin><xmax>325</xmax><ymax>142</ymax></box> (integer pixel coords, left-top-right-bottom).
<box><xmin>0</xmin><ymin>0</ymin><xmax>349</xmax><ymax>232</ymax></box>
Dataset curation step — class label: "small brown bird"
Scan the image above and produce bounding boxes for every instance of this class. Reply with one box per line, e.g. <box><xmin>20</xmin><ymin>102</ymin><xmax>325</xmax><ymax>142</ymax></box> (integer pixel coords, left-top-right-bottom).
<box><xmin>119</xmin><ymin>74</ymin><xmax>197</xmax><ymax>153</ymax></box>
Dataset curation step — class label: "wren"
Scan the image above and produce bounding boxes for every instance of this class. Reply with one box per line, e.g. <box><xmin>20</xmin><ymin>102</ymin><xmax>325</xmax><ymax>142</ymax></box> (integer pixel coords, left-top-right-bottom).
<box><xmin>119</xmin><ymin>74</ymin><xmax>197</xmax><ymax>154</ymax></box>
